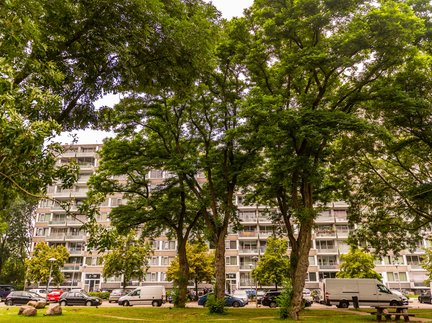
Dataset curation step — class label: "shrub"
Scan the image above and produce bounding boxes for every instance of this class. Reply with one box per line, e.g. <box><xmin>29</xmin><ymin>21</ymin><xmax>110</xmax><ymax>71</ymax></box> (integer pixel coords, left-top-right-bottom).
<box><xmin>88</xmin><ymin>291</ymin><xmax>110</xmax><ymax>299</ymax></box>
<box><xmin>206</xmin><ymin>294</ymin><xmax>225</xmax><ymax>314</ymax></box>
<box><xmin>278</xmin><ymin>279</ymin><xmax>293</xmax><ymax>319</ymax></box>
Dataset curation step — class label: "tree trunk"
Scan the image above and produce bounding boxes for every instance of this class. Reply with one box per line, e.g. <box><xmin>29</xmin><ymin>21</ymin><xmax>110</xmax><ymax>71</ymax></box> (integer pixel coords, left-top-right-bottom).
<box><xmin>195</xmin><ymin>278</ymin><xmax>198</xmax><ymax>301</ymax></box>
<box><xmin>175</xmin><ymin>237</ymin><xmax>189</xmax><ymax>308</ymax></box>
<box><xmin>214</xmin><ymin>233</ymin><xmax>226</xmax><ymax>300</ymax></box>
<box><xmin>289</xmin><ymin>183</ymin><xmax>314</xmax><ymax>320</ymax></box>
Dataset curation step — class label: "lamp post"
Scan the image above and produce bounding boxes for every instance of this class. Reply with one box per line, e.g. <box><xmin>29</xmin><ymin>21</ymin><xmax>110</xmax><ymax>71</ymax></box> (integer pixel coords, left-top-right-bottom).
<box><xmin>251</xmin><ymin>255</ymin><xmax>259</xmax><ymax>308</ymax></box>
<box><xmin>45</xmin><ymin>257</ymin><xmax>57</xmax><ymax>298</ymax></box>
<box><xmin>395</xmin><ymin>262</ymin><xmax>402</xmax><ymax>292</ymax></box>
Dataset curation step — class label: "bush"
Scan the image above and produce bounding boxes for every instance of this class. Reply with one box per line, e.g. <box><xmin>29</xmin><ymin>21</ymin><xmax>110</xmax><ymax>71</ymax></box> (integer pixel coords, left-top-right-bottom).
<box><xmin>88</xmin><ymin>291</ymin><xmax>110</xmax><ymax>299</ymax></box>
<box><xmin>278</xmin><ymin>280</ymin><xmax>293</xmax><ymax>319</ymax></box>
<box><xmin>206</xmin><ymin>294</ymin><xmax>225</xmax><ymax>314</ymax></box>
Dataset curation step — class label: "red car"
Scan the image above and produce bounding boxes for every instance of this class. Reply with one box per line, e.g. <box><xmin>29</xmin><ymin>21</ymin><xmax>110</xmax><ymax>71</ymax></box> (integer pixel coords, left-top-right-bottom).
<box><xmin>47</xmin><ymin>290</ymin><xmax>63</xmax><ymax>302</ymax></box>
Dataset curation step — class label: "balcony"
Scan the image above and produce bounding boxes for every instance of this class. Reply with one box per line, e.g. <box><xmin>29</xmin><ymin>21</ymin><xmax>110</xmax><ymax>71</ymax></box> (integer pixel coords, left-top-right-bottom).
<box><xmin>238</xmin><ymin>248</ymin><xmax>259</xmax><ymax>254</ymax></box>
<box><xmin>319</xmin><ymin>264</ymin><xmax>338</xmax><ymax>269</ymax></box>
<box><xmin>315</xmin><ymin>231</ymin><xmax>336</xmax><ymax>238</ymax></box>
<box><xmin>65</xmin><ymin>234</ymin><xmax>86</xmax><ymax>241</ymax></box>
<box><xmin>316</xmin><ymin>248</ymin><xmax>338</xmax><ymax>254</ymax></box>
<box><xmin>238</xmin><ymin>231</ymin><xmax>258</xmax><ymax>238</ymax></box>
<box><xmin>63</xmin><ymin>264</ymin><xmax>82</xmax><ymax>271</ymax></box>
<box><xmin>46</xmin><ymin>234</ymin><xmax>65</xmax><ymax>241</ymax></box>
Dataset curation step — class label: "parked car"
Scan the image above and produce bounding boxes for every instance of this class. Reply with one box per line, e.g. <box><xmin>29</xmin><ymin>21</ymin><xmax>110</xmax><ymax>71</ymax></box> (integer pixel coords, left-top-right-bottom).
<box><xmin>109</xmin><ymin>289</ymin><xmax>130</xmax><ymax>303</ymax></box>
<box><xmin>256</xmin><ymin>291</ymin><xmax>266</xmax><ymax>305</ymax></box>
<box><xmin>390</xmin><ymin>290</ymin><xmax>409</xmax><ymax>305</ymax></box>
<box><xmin>28</xmin><ymin>289</ymin><xmax>47</xmax><ymax>298</ymax></box>
<box><xmin>261</xmin><ymin>290</ymin><xmax>312</xmax><ymax>308</ymax></box>
<box><xmin>198</xmin><ymin>293</ymin><xmax>245</xmax><ymax>307</ymax></box>
<box><xmin>47</xmin><ymin>289</ymin><xmax>63</xmax><ymax>302</ymax></box>
<box><xmin>232</xmin><ymin>290</ymin><xmax>248</xmax><ymax>304</ymax></box>
<box><xmin>59</xmin><ymin>291</ymin><xmax>102</xmax><ymax>307</ymax></box>
<box><xmin>5</xmin><ymin>291</ymin><xmax>45</xmax><ymax>306</ymax></box>
<box><xmin>419</xmin><ymin>290</ymin><xmax>431</xmax><ymax>304</ymax></box>
<box><xmin>118</xmin><ymin>286</ymin><xmax>166</xmax><ymax>307</ymax></box>
<box><xmin>0</xmin><ymin>285</ymin><xmax>15</xmax><ymax>301</ymax></box>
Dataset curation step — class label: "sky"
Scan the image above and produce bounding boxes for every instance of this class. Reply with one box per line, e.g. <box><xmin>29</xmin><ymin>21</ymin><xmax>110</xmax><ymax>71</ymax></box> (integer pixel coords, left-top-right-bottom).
<box><xmin>54</xmin><ymin>0</ymin><xmax>254</xmax><ymax>145</ymax></box>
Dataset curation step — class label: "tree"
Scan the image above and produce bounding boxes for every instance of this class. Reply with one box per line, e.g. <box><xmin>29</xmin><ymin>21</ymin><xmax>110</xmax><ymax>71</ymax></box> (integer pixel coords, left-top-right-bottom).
<box><xmin>0</xmin><ymin>198</ymin><xmax>34</xmax><ymax>288</ymax></box>
<box><xmin>342</xmin><ymin>53</ymin><xmax>432</xmax><ymax>255</ymax></box>
<box><xmin>86</xmin><ymin>93</ymin><xmax>211</xmax><ymax>308</ymax></box>
<box><xmin>166</xmin><ymin>241</ymin><xmax>215</xmax><ymax>299</ymax></box>
<box><xmin>235</xmin><ymin>0</ymin><xmax>424</xmax><ymax>319</ymax></box>
<box><xmin>25</xmin><ymin>243</ymin><xmax>69</xmax><ymax>287</ymax></box>
<box><xmin>252</xmin><ymin>237</ymin><xmax>290</xmax><ymax>290</ymax></box>
<box><xmin>336</xmin><ymin>248</ymin><xmax>382</xmax><ymax>280</ymax></box>
<box><xmin>421</xmin><ymin>248</ymin><xmax>432</xmax><ymax>285</ymax></box>
<box><xmin>102</xmin><ymin>231</ymin><xmax>151</xmax><ymax>289</ymax></box>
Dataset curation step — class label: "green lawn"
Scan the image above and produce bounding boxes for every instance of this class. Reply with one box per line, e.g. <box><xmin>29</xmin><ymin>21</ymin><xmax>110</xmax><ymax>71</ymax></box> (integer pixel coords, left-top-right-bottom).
<box><xmin>1</xmin><ymin>307</ymin><xmax>431</xmax><ymax>322</ymax></box>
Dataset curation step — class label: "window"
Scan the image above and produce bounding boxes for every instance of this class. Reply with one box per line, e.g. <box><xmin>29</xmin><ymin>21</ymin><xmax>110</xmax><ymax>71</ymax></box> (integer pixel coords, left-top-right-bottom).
<box><xmin>308</xmin><ymin>256</ymin><xmax>316</xmax><ymax>266</ymax></box>
<box><xmin>406</xmin><ymin>255</ymin><xmax>422</xmax><ymax>266</ymax></box>
<box><xmin>161</xmin><ymin>257</ymin><xmax>174</xmax><ymax>266</ymax></box>
<box><xmin>160</xmin><ymin>273</ymin><xmax>167</xmax><ymax>281</ymax></box>
<box><xmin>151</xmin><ymin>241</ymin><xmax>159</xmax><ymax>250</ymax></box>
<box><xmin>387</xmin><ymin>272</ymin><xmax>407</xmax><ymax>282</ymax></box>
<box><xmin>307</xmin><ymin>272</ymin><xmax>317</xmax><ymax>282</ymax></box>
<box><xmin>149</xmin><ymin>170</ymin><xmax>163</xmax><ymax>179</ymax></box>
<box><xmin>146</xmin><ymin>272</ymin><xmax>158</xmax><ymax>281</ymax></box>
<box><xmin>226</xmin><ymin>256</ymin><xmax>238</xmax><ymax>266</ymax></box>
<box><xmin>162</xmin><ymin>241</ymin><xmax>176</xmax><ymax>250</ymax></box>
<box><xmin>225</xmin><ymin>240</ymin><xmax>237</xmax><ymax>250</ymax></box>
<box><xmin>149</xmin><ymin>257</ymin><xmax>159</xmax><ymax>266</ymax></box>
<box><xmin>35</xmin><ymin>228</ymin><xmax>48</xmax><ymax>236</ymax></box>
<box><xmin>316</xmin><ymin>240</ymin><xmax>335</xmax><ymax>251</ymax></box>
<box><xmin>37</xmin><ymin>213</ymin><xmax>51</xmax><ymax>222</ymax></box>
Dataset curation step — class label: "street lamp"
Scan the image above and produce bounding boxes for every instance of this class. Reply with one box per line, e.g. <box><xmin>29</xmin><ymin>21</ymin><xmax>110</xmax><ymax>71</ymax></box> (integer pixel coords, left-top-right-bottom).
<box><xmin>251</xmin><ymin>255</ymin><xmax>259</xmax><ymax>308</ymax></box>
<box><xmin>395</xmin><ymin>262</ymin><xmax>402</xmax><ymax>292</ymax></box>
<box><xmin>45</xmin><ymin>257</ymin><xmax>57</xmax><ymax>298</ymax></box>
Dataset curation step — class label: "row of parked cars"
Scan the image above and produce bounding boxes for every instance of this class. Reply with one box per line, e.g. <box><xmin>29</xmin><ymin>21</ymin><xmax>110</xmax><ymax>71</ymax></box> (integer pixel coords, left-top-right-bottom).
<box><xmin>1</xmin><ymin>287</ymin><xmax>101</xmax><ymax>307</ymax></box>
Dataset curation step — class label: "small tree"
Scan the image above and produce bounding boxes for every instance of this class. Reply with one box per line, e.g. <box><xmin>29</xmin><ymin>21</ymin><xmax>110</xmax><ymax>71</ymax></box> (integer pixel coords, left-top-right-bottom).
<box><xmin>252</xmin><ymin>237</ymin><xmax>290</xmax><ymax>290</ymax></box>
<box><xmin>102</xmin><ymin>231</ymin><xmax>151</xmax><ymax>289</ymax></box>
<box><xmin>421</xmin><ymin>248</ymin><xmax>432</xmax><ymax>285</ymax></box>
<box><xmin>25</xmin><ymin>243</ymin><xmax>69</xmax><ymax>287</ymax></box>
<box><xmin>336</xmin><ymin>247</ymin><xmax>381</xmax><ymax>280</ymax></box>
<box><xmin>167</xmin><ymin>241</ymin><xmax>214</xmax><ymax>300</ymax></box>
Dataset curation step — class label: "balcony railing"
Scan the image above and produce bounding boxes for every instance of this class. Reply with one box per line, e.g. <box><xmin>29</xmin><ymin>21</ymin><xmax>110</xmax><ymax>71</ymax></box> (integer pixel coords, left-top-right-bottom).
<box><xmin>238</xmin><ymin>248</ymin><xmax>259</xmax><ymax>254</ymax></box>
<box><xmin>238</xmin><ymin>231</ymin><xmax>258</xmax><ymax>238</ymax></box>
<box><xmin>319</xmin><ymin>264</ymin><xmax>338</xmax><ymax>269</ymax></box>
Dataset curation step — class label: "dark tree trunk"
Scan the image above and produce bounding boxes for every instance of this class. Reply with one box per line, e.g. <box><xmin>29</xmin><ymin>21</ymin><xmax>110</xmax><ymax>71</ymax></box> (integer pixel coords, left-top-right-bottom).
<box><xmin>214</xmin><ymin>231</ymin><xmax>226</xmax><ymax>300</ymax></box>
<box><xmin>175</xmin><ymin>236</ymin><xmax>189</xmax><ymax>308</ymax></box>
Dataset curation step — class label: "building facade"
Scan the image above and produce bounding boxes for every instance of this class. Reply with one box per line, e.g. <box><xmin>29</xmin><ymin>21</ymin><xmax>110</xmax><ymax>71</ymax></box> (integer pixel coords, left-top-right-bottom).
<box><xmin>32</xmin><ymin>144</ymin><xmax>430</xmax><ymax>293</ymax></box>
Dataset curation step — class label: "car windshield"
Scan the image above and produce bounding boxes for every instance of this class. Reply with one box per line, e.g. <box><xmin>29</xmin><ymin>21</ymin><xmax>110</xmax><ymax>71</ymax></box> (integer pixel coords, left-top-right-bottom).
<box><xmin>28</xmin><ymin>292</ymin><xmax>41</xmax><ymax>297</ymax></box>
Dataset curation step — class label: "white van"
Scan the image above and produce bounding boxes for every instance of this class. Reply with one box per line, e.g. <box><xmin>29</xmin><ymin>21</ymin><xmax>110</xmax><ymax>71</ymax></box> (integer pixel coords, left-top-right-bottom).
<box><xmin>118</xmin><ymin>286</ymin><xmax>166</xmax><ymax>307</ymax></box>
<box><xmin>321</xmin><ymin>278</ymin><xmax>404</xmax><ymax>308</ymax></box>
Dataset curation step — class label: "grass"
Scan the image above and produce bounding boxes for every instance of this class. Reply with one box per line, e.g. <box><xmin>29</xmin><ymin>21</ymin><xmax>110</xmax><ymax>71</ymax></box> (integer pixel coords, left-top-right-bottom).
<box><xmin>1</xmin><ymin>306</ymin><xmax>432</xmax><ymax>322</ymax></box>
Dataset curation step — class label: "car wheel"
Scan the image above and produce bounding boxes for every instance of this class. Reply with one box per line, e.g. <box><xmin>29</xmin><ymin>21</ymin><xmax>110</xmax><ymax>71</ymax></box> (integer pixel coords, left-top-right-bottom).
<box><xmin>232</xmin><ymin>301</ymin><xmax>240</xmax><ymax>308</ymax></box>
<box><xmin>390</xmin><ymin>300</ymin><xmax>399</xmax><ymax>306</ymax></box>
<box><xmin>123</xmin><ymin>300</ymin><xmax>130</xmax><ymax>307</ymax></box>
<box><xmin>5</xmin><ymin>299</ymin><xmax>13</xmax><ymax>306</ymax></box>
<box><xmin>152</xmin><ymin>300</ymin><xmax>159</xmax><ymax>307</ymax></box>
<box><xmin>86</xmin><ymin>301</ymin><xmax>92</xmax><ymax>306</ymax></box>
<box><xmin>60</xmin><ymin>300</ymin><xmax>67</xmax><ymax>307</ymax></box>
<box><xmin>339</xmin><ymin>301</ymin><xmax>349</xmax><ymax>308</ymax></box>
<box><xmin>269</xmin><ymin>301</ymin><xmax>277</xmax><ymax>308</ymax></box>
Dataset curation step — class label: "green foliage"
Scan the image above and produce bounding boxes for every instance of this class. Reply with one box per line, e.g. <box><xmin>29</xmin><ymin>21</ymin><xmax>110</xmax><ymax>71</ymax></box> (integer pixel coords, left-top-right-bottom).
<box><xmin>206</xmin><ymin>294</ymin><xmax>225</xmax><ymax>314</ymax></box>
<box><xmin>421</xmin><ymin>247</ymin><xmax>432</xmax><ymax>285</ymax></box>
<box><xmin>278</xmin><ymin>279</ymin><xmax>294</xmax><ymax>320</ymax></box>
<box><xmin>88</xmin><ymin>291</ymin><xmax>110</xmax><ymax>300</ymax></box>
<box><xmin>252</xmin><ymin>237</ymin><xmax>290</xmax><ymax>289</ymax></box>
<box><xmin>336</xmin><ymin>247</ymin><xmax>382</xmax><ymax>280</ymax></box>
<box><xmin>102</xmin><ymin>231</ymin><xmax>151</xmax><ymax>289</ymax></box>
<box><xmin>166</xmin><ymin>241</ymin><xmax>215</xmax><ymax>285</ymax></box>
<box><xmin>25</xmin><ymin>243</ymin><xmax>69</xmax><ymax>286</ymax></box>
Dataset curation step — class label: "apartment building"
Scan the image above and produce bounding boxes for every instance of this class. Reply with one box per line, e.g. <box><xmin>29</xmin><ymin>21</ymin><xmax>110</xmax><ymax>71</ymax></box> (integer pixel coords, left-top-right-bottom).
<box><xmin>32</xmin><ymin>144</ymin><xmax>430</xmax><ymax>293</ymax></box>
